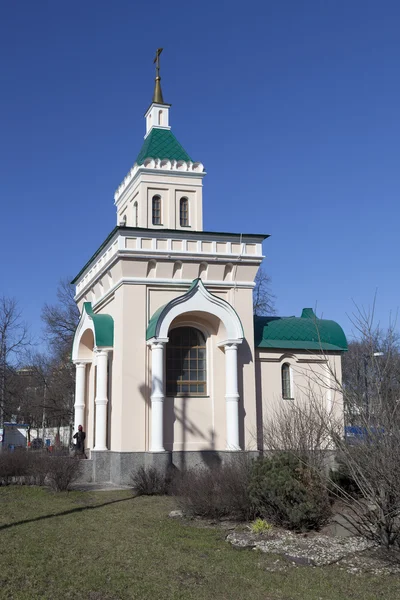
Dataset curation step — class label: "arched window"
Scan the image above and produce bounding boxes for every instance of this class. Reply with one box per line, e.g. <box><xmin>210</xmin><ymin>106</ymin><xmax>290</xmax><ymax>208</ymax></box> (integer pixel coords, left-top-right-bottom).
<box><xmin>281</xmin><ymin>363</ymin><xmax>292</xmax><ymax>399</ymax></box>
<box><xmin>158</xmin><ymin>110</ymin><xmax>163</xmax><ymax>125</ymax></box>
<box><xmin>152</xmin><ymin>195</ymin><xmax>161</xmax><ymax>225</ymax></box>
<box><xmin>166</xmin><ymin>327</ymin><xmax>206</xmax><ymax>396</ymax></box>
<box><xmin>180</xmin><ymin>197</ymin><xmax>189</xmax><ymax>226</ymax></box>
<box><xmin>133</xmin><ymin>201</ymin><xmax>138</xmax><ymax>227</ymax></box>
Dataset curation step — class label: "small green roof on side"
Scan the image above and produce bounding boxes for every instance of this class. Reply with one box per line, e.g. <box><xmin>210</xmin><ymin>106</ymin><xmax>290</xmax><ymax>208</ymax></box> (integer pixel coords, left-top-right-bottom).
<box><xmin>254</xmin><ymin>308</ymin><xmax>348</xmax><ymax>352</ymax></box>
<box><xmin>83</xmin><ymin>302</ymin><xmax>114</xmax><ymax>348</ymax></box>
<box><xmin>136</xmin><ymin>128</ymin><xmax>192</xmax><ymax>165</ymax></box>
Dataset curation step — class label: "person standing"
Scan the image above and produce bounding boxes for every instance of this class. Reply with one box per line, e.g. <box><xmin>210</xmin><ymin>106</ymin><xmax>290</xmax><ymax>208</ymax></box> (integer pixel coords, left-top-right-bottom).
<box><xmin>73</xmin><ymin>425</ymin><xmax>86</xmax><ymax>458</ymax></box>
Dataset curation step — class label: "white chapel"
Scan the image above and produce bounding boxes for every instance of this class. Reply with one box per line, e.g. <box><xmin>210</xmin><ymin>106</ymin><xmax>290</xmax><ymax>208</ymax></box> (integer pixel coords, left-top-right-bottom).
<box><xmin>71</xmin><ymin>52</ymin><xmax>347</xmax><ymax>484</ymax></box>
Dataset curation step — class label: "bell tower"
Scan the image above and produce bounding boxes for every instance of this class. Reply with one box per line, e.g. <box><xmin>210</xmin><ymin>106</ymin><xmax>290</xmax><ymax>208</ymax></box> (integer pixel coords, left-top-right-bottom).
<box><xmin>114</xmin><ymin>49</ymin><xmax>206</xmax><ymax>231</ymax></box>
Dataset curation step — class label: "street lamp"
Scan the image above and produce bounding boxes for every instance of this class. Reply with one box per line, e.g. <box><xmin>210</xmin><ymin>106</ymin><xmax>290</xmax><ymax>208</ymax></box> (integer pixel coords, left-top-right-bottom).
<box><xmin>364</xmin><ymin>351</ymin><xmax>384</xmax><ymax>420</ymax></box>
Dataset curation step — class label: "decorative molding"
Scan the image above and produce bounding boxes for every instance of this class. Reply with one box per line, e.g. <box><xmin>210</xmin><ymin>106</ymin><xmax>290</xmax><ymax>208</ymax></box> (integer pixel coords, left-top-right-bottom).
<box><xmin>256</xmin><ymin>353</ymin><xmax>329</xmax><ymax>363</ymax></box>
<box><xmin>86</xmin><ymin>278</ymin><xmax>255</xmax><ymax>313</ymax></box>
<box><xmin>114</xmin><ymin>161</ymin><xmax>206</xmax><ymax>204</ymax></box>
<box><xmin>147</xmin><ymin>279</ymin><xmax>244</xmax><ymax>345</ymax></box>
<box><xmin>74</xmin><ymin>231</ymin><xmax>264</xmax><ymax>301</ymax></box>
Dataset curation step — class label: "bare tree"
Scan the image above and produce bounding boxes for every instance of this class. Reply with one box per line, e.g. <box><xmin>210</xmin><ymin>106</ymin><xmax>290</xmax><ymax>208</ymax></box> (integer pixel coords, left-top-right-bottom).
<box><xmin>0</xmin><ymin>296</ymin><xmax>30</xmax><ymax>429</ymax></box>
<box><xmin>262</xmin><ymin>302</ymin><xmax>400</xmax><ymax>552</ymax></box>
<box><xmin>253</xmin><ymin>267</ymin><xmax>276</xmax><ymax>316</ymax></box>
<box><xmin>18</xmin><ymin>351</ymin><xmax>75</xmax><ymax>442</ymax></box>
<box><xmin>41</xmin><ymin>278</ymin><xmax>80</xmax><ymax>357</ymax></box>
<box><xmin>40</xmin><ymin>279</ymin><xmax>79</xmax><ymax>442</ymax></box>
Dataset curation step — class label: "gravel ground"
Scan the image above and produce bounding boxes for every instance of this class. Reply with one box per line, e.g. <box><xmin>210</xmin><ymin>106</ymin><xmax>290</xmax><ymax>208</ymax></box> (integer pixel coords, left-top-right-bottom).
<box><xmin>226</xmin><ymin>530</ymin><xmax>374</xmax><ymax>566</ymax></box>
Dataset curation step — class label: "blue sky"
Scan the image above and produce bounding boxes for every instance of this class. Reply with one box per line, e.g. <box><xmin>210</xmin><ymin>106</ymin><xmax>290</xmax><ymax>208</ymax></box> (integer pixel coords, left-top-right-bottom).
<box><xmin>0</xmin><ymin>0</ymin><xmax>398</xmax><ymax>343</ymax></box>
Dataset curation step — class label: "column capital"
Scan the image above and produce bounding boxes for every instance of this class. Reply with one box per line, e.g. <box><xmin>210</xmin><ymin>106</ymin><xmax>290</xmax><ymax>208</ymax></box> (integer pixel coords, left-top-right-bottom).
<box><xmin>224</xmin><ymin>342</ymin><xmax>239</xmax><ymax>351</ymax></box>
<box><xmin>149</xmin><ymin>339</ymin><xmax>168</xmax><ymax>349</ymax></box>
<box><xmin>94</xmin><ymin>348</ymin><xmax>109</xmax><ymax>358</ymax></box>
<box><xmin>73</xmin><ymin>359</ymin><xmax>91</xmax><ymax>366</ymax></box>
<box><xmin>220</xmin><ymin>339</ymin><xmax>243</xmax><ymax>350</ymax></box>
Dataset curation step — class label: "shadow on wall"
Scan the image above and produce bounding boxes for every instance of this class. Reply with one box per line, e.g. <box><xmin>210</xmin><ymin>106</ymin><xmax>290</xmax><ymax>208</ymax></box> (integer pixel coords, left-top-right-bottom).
<box><xmin>138</xmin><ymin>334</ymin><xmax>251</xmax><ymax>465</ymax></box>
<box><xmin>254</xmin><ymin>356</ymin><xmax>264</xmax><ymax>452</ymax></box>
<box><xmin>237</xmin><ymin>338</ymin><xmax>253</xmax><ymax>450</ymax></box>
<box><xmin>139</xmin><ymin>377</ymin><xmax>220</xmax><ymax>470</ymax></box>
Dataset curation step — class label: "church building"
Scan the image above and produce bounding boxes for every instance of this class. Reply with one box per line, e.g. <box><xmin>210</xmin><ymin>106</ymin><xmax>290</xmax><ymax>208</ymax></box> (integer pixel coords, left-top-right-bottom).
<box><xmin>71</xmin><ymin>52</ymin><xmax>347</xmax><ymax>484</ymax></box>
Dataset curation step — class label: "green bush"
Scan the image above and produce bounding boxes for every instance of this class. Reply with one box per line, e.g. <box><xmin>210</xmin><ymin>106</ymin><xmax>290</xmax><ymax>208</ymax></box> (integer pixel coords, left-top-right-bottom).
<box><xmin>250</xmin><ymin>518</ymin><xmax>273</xmax><ymax>534</ymax></box>
<box><xmin>175</xmin><ymin>455</ymin><xmax>256</xmax><ymax>520</ymax></box>
<box><xmin>249</xmin><ymin>453</ymin><xmax>331</xmax><ymax>531</ymax></box>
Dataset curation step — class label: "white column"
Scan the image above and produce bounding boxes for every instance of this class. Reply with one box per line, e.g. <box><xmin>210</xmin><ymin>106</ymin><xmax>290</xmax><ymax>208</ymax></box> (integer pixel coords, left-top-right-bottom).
<box><xmin>94</xmin><ymin>350</ymin><xmax>109</xmax><ymax>451</ymax></box>
<box><xmin>225</xmin><ymin>343</ymin><xmax>240</xmax><ymax>450</ymax></box>
<box><xmin>150</xmin><ymin>341</ymin><xmax>165</xmax><ymax>452</ymax></box>
<box><xmin>74</xmin><ymin>362</ymin><xmax>86</xmax><ymax>432</ymax></box>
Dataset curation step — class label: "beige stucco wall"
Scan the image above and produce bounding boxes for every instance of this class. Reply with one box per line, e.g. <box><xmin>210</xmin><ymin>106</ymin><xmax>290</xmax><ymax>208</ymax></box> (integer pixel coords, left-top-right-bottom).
<box><xmin>75</xmin><ymin>253</ymin><xmax>344</xmax><ymax>457</ymax></box>
<box><xmin>73</xmin><ymin>230</ymin><xmax>346</xmax><ymax>458</ymax></box>
<box><xmin>256</xmin><ymin>349</ymin><xmax>343</xmax><ymax>450</ymax></box>
<box><xmin>77</xmin><ymin>253</ymin><xmax>260</xmax><ymax>454</ymax></box>
<box><xmin>116</xmin><ymin>171</ymin><xmax>204</xmax><ymax>231</ymax></box>
<box><xmin>107</xmin><ymin>279</ymin><xmax>258</xmax><ymax>453</ymax></box>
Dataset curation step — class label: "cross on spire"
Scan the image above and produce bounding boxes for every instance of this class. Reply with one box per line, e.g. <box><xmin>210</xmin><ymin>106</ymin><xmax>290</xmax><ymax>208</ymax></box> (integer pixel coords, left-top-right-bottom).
<box><xmin>153</xmin><ymin>48</ymin><xmax>163</xmax><ymax>77</ymax></box>
<box><xmin>152</xmin><ymin>48</ymin><xmax>165</xmax><ymax>104</ymax></box>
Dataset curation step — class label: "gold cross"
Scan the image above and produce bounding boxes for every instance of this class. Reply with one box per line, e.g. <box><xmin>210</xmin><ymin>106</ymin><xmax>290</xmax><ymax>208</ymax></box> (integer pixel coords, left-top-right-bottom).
<box><xmin>153</xmin><ymin>48</ymin><xmax>163</xmax><ymax>77</ymax></box>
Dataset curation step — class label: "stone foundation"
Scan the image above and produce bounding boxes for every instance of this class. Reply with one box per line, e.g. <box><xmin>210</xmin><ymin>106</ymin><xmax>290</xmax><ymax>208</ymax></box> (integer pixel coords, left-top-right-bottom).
<box><xmin>76</xmin><ymin>450</ymin><xmax>260</xmax><ymax>486</ymax></box>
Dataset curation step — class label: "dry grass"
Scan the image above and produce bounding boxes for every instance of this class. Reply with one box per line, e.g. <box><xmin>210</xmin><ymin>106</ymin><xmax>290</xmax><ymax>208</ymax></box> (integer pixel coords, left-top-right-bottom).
<box><xmin>0</xmin><ymin>486</ymin><xmax>399</xmax><ymax>599</ymax></box>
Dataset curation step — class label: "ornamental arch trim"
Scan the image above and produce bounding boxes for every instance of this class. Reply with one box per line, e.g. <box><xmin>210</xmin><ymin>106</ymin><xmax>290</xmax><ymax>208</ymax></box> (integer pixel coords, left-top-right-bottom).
<box><xmin>146</xmin><ymin>278</ymin><xmax>243</xmax><ymax>345</ymax></box>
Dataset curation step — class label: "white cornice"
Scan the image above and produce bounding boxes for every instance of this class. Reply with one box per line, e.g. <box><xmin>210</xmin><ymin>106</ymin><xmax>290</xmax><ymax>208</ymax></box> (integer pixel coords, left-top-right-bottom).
<box><xmin>144</xmin><ymin>102</ymin><xmax>171</xmax><ymax>117</ymax></box>
<box><xmin>73</xmin><ymin>230</ymin><xmax>265</xmax><ymax>299</ymax></box>
<box><xmin>114</xmin><ymin>159</ymin><xmax>205</xmax><ymax>204</ymax></box>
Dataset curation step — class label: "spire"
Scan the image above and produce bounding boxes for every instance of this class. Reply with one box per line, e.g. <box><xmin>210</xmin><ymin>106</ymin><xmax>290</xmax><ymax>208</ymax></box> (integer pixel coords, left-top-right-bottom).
<box><xmin>152</xmin><ymin>48</ymin><xmax>165</xmax><ymax>104</ymax></box>
<box><xmin>144</xmin><ymin>48</ymin><xmax>171</xmax><ymax>138</ymax></box>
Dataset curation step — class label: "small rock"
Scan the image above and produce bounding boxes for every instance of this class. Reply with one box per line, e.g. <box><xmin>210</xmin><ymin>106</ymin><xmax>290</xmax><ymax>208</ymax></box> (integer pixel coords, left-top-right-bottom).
<box><xmin>169</xmin><ymin>510</ymin><xmax>184</xmax><ymax>518</ymax></box>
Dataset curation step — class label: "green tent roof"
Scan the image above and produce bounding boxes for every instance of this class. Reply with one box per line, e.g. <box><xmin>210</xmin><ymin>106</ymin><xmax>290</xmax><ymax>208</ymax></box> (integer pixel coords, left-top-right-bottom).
<box><xmin>136</xmin><ymin>128</ymin><xmax>192</xmax><ymax>165</ymax></box>
<box><xmin>254</xmin><ymin>308</ymin><xmax>348</xmax><ymax>352</ymax></box>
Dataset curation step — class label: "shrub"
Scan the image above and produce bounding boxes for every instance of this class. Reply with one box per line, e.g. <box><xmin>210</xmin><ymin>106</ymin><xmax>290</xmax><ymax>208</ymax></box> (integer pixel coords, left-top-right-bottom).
<box><xmin>250</xmin><ymin>518</ymin><xmax>272</xmax><ymax>534</ymax></box>
<box><xmin>329</xmin><ymin>457</ymin><xmax>360</xmax><ymax>499</ymax></box>
<box><xmin>175</xmin><ymin>455</ymin><xmax>256</xmax><ymax>520</ymax></box>
<box><xmin>249</xmin><ymin>453</ymin><xmax>331</xmax><ymax>531</ymax></box>
<box><xmin>131</xmin><ymin>466</ymin><xmax>169</xmax><ymax>496</ymax></box>
<box><xmin>0</xmin><ymin>450</ymin><xmax>30</xmax><ymax>485</ymax></box>
<box><xmin>27</xmin><ymin>451</ymin><xmax>52</xmax><ymax>486</ymax></box>
<box><xmin>46</xmin><ymin>457</ymin><xmax>82</xmax><ymax>491</ymax></box>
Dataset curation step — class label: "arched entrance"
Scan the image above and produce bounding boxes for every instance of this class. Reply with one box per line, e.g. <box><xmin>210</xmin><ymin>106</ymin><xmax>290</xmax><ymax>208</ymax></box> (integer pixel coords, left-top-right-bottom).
<box><xmin>146</xmin><ymin>279</ymin><xmax>244</xmax><ymax>452</ymax></box>
<box><xmin>72</xmin><ymin>303</ymin><xmax>114</xmax><ymax>451</ymax></box>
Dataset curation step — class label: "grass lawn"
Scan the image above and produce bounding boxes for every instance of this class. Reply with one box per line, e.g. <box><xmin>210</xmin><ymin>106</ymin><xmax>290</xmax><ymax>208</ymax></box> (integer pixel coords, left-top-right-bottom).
<box><xmin>0</xmin><ymin>487</ymin><xmax>399</xmax><ymax>600</ymax></box>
